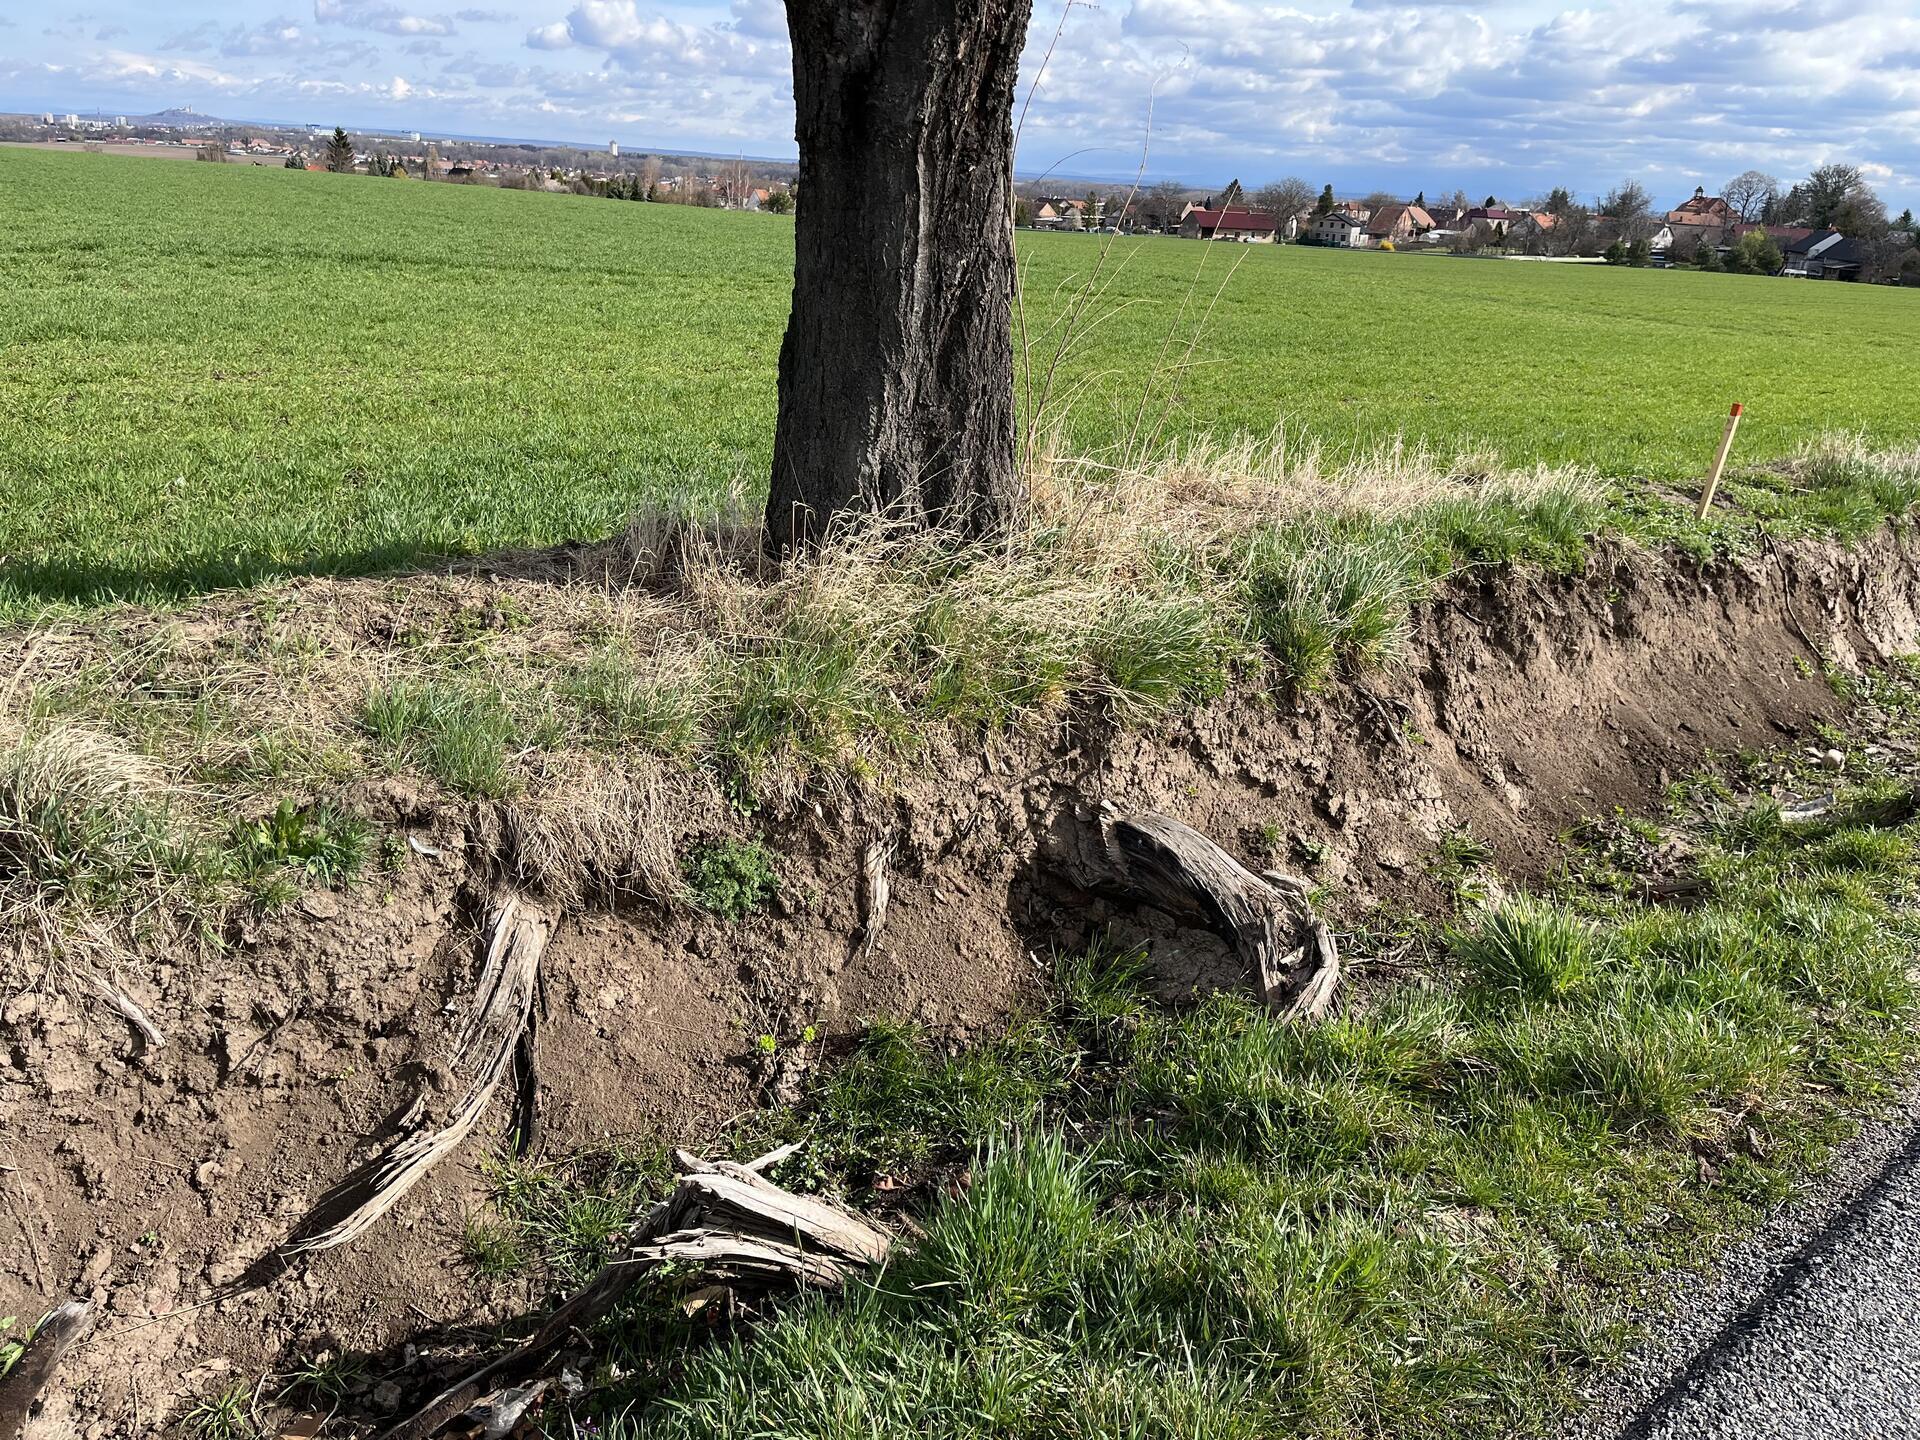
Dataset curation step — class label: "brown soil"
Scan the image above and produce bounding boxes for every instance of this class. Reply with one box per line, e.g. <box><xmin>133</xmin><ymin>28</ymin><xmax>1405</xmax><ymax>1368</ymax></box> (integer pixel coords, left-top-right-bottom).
<box><xmin>6</xmin><ymin>526</ymin><xmax>1920</xmax><ymax>1437</ymax></box>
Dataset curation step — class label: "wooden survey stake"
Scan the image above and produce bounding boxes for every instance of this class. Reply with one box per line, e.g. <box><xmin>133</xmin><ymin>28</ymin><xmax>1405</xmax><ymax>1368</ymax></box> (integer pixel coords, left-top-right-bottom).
<box><xmin>1696</xmin><ymin>403</ymin><xmax>1745</xmax><ymax>518</ymax></box>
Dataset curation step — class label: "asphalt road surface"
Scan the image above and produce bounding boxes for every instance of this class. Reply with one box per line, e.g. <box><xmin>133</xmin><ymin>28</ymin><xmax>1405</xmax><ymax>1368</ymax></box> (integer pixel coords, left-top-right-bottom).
<box><xmin>1587</xmin><ymin>1102</ymin><xmax>1920</xmax><ymax>1440</ymax></box>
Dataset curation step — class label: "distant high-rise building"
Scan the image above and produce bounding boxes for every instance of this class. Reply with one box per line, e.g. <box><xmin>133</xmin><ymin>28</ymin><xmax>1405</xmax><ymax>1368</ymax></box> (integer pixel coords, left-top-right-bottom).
<box><xmin>40</xmin><ymin>113</ymin><xmax>54</xmax><ymax>125</ymax></box>
<box><xmin>609</xmin><ymin>140</ymin><xmax>619</xmax><ymax>157</ymax></box>
<box><xmin>409</xmin><ymin>131</ymin><xmax>421</xmax><ymax>142</ymax></box>
<box><xmin>114</xmin><ymin>116</ymin><xmax>127</xmax><ymax>128</ymax></box>
<box><xmin>62</xmin><ymin>114</ymin><xmax>79</xmax><ymax>127</ymax></box>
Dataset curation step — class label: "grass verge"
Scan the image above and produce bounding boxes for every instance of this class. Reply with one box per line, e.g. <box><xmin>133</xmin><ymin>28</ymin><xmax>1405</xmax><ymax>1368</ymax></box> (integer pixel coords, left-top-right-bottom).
<box><xmin>447</xmin><ymin>679</ymin><xmax>1920</xmax><ymax>1439</ymax></box>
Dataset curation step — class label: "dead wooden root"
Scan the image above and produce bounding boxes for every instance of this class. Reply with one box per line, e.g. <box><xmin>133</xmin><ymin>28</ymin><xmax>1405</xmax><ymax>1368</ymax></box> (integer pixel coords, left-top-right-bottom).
<box><xmin>855</xmin><ymin>833</ymin><xmax>894</xmax><ymax>957</ymax></box>
<box><xmin>91</xmin><ymin>973</ymin><xmax>165</xmax><ymax>1050</ymax></box>
<box><xmin>380</xmin><ymin>1144</ymin><xmax>888</xmax><ymax>1440</ymax></box>
<box><xmin>1103</xmin><ymin>810</ymin><xmax>1341</xmax><ymax>1019</ymax></box>
<box><xmin>0</xmin><ymin>1300</ymin><xmax>96</xmax><ymax>1440</ymax></box>
<box><xmin>246</xmin><ymin>894</ymin><xmax>550</xmax><ymax>1283</ymax></box>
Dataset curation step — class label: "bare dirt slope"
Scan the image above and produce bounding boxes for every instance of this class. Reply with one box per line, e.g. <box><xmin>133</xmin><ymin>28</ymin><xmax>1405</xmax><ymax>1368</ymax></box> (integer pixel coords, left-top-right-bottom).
<box><xmin>6</xmin><ymin>526</ymin><xmax>1920</xmax><ymax>1436</ymax></box>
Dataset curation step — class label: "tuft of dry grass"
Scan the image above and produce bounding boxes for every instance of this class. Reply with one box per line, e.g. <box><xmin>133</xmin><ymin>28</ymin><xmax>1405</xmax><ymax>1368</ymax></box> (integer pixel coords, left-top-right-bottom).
<box><xmin>505</xmin><ymin>751</ymin><xmax>707</xmax><ymax>908</ymax></box>
<box><xmin>0</xmin><ymin>719</ymin><xmax>233</xmax><ymax>978</ymax></box>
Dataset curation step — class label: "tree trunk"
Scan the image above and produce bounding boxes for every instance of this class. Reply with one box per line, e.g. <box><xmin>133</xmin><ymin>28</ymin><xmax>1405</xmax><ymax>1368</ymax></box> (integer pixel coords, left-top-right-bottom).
<box><xmin>769</xmin><ymin>0</ymin><xmax>1033</xmax><ymax>552</ymax></box>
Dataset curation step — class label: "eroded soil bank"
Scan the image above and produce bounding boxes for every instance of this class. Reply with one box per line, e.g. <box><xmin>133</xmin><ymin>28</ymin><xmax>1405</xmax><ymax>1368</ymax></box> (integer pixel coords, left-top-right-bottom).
<box><xmin>7</xmin><ymin>525</ymin><xmax>1920</xmax><ymax>1436</ymax></box>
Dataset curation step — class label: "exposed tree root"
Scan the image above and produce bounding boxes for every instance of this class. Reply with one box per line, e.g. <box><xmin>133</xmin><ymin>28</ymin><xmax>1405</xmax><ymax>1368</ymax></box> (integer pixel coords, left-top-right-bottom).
<box><xmin>1101</xmin><ymin>810</ymin><xmax>1341</xmax><ymax>1018</ymax></box>
<box><xmin>381</xmin><ymin>1143</ymin><xmax>889</xmax><ymax>1440</ymax></box>
<box><xmin>0</xmin><ymin>1301</ymin><xmax>95</xmax><ymax>1440</ymax></box>
<box><xmin>236</xmin><ymin>893</ymin><xmax>550</xmax><ymax>1290</ymax></box>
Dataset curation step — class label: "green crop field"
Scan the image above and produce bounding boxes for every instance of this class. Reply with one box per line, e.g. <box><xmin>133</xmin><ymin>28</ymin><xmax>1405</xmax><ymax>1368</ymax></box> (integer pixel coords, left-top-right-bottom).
<box><xmin>3</xmin><ymin>145</ymin><xmax>1918</xmax><ymax>613</ymax></box>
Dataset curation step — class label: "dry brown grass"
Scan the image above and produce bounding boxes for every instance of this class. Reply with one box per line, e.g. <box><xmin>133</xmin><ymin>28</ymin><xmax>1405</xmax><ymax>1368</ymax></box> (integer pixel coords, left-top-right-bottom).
<box><xmin>0</xmin><ymin>717</ymin><xmax>229</xmax><ymax>978</ymax></box>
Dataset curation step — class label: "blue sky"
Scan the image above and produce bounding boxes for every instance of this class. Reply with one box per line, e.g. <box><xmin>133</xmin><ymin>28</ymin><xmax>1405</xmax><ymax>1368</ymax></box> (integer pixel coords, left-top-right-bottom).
<box><xmin>3</xmin><ymin>0</ymin><xmax>1917</xmax><ymax>209</ymax></box>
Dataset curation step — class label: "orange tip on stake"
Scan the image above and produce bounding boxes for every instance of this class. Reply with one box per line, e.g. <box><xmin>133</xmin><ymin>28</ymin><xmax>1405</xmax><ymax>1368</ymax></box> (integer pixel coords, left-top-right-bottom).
<box><xmin>1696</xmin><ymin>403</ymin><xmax>1747</xmax><ymax>519</ymax></box>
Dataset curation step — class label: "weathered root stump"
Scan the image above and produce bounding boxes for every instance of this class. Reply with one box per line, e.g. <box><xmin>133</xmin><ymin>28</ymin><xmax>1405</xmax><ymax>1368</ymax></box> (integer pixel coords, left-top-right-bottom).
<box><xmin>0</xmin><ymin>1301</ymin><xmax>95</xmax><ymax>1440</ymax></box>
<box><xmin>381</xmin><ymin>1144</ymin><xmax>890</xmax><ymax>1440</ymax></box>
<box><xmin>1100</xmin><ymin>810</ymin><xmax>1342</xmax><ymax>1019</ymax></box>
<box><xmin>251</xmin><ymin>895</ymin><xmax>551</xmax><ymax>1284</ymax></box>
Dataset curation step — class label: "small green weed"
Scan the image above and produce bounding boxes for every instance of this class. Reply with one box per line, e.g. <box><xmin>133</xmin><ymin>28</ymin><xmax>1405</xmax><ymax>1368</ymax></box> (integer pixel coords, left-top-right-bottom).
<box><xmin>683</xmin><ymin>837</ymin><xmax>779</xmax><ymax>920</ymax></box>
<box><xmin>182</xmin><ymin>1383</ymin><xmax>256</xmax><ymax>1440</ymax></box>
<box><xmin>459</xmin><ymin>1216</ymin><xmax>528</xmax><ymax>1278</ymax></box>
<box><xmin>232</xmin><ymin>799</ymin><xmax>370</xmax><ymax>886</ymax></box>
<box><xmin>282</xmin><ymin>1349</ymin><xmax>367</xmax><ymax>1404</ymax></box>
<box><xmin>1430</xmin><ymin>825</ymin><xmax>1494</xmax><ymax>878</ymax></box>
<box><xmin>0</xmin><ymin>1316</ymin><xmax>21</xmax><ymax>1382</ymax></box>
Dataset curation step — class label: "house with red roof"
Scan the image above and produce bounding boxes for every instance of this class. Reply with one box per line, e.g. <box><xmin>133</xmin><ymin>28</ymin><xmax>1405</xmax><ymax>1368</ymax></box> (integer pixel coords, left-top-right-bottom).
<box><xmin>1179</xmin><ymin>207</ymin><xmax>1281</xmax><ymax>243</ymax></box>
<box><xmin>1363</xmin><ymin>202</ymin><xmax>1434</xmax><ymax>247</ymax></box>
<box><xmin>1666</xmin><ymin>186</ymin><xmax>1736</xmax><ymax>226</ymax></box>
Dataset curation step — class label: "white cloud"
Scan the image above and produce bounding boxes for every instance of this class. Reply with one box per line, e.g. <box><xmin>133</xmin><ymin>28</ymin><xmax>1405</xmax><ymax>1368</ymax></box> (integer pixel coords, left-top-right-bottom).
<box><xmin>525</xmin><ymin>0</ymin><xmax>787</xmax><ymax>79</ymax></box>
<box><xmin>315</xmin><ymin>0</ymin><xmax>459</xmax><ymax>38</ymax></box>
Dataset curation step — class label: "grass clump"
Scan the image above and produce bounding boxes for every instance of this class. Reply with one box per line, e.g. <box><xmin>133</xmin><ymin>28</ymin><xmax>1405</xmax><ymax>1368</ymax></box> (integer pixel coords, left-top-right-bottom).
<box><xmin>561</xmin><ymin>651</ymin><xmax>705</xmax><ymax>757</ymax></box>
<box><xmin>458</xmin><ymin>1215</ymin><xmax>528</xmax><ymax>1278</ymax></box>
<box><xmin>1791</xmin><ymin>435</ymin><xmax>1920</xmax><ymax>536</ymax></box>
<box><xmin>1451</xmin><ymin>896</ymin><xmax>1597</xmax><ymax>1001</ymax></box>
<box><xmin>362</xmin><ymin>679</ymin><xmax>519</xmax><ymax>798</ymax></box>
<box><xmin>718</xmin><ymin>611</ymin><xmax>901</xmax><ymax>776</ymax></box>
<box><xmin>470</xmin><ymin>1143</ymin><xmax>672</xmax><ymax>1287</ymax></box>
<box><xmin>0</xmin><ymin>722</ymin><xmax>232</xmax><ymax>970</ymax></box>
<box><xmin>0</xmin><ymin>1316</ymin><xmax>21</xmax><ymax>1381</ymax></box>
<box><xmin>182</xmin><ymin>1384</ymin><xmax>257</xmax><ymax>1440</ymax></box>
<box><xmin>682</xmin><ymin>837</ymin><xmax>779</xmax><ymax>920</ymax></box>
<box><xmin>1241</xmin><ymin>522</ymin><xmax>1421</xmax><ymax>691</ymax></box>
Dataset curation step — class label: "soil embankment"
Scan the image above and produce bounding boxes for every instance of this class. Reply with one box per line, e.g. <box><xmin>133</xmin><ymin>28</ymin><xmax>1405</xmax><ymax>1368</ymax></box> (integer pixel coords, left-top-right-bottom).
<box><xmin>8</xmin><ymin>525</ymin><xmax>1920</xmax><ymax>1435</ymax></box>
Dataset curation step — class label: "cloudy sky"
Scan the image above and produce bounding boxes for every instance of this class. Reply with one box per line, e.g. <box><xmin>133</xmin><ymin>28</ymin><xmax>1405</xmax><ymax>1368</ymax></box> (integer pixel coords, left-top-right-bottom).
<box><xmin>3</xmin><ymin>0</ymin><xmax>1917</xmax><ymax>209</ymax></box>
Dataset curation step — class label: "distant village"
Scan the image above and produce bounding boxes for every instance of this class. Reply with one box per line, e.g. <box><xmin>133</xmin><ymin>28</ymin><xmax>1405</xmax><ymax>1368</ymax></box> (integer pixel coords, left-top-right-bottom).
<box><xmin>3</xmin><ymin>108</ymin><xmax>796</xmax><ymax>211</ymax></box>
<box><xmin>10</xmin><ymin>108</ymin><xmax>1915</xmax><ymax>284</ymax></box>
<box><xmin>1018</xmin><ymin>174</ymin><xmax>1920</xmax><ymax>285</ymax></box>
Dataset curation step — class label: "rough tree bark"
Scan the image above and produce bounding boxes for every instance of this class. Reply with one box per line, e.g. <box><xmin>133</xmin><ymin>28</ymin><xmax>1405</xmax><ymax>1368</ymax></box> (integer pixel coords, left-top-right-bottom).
<box><xmin>768</xmin><ymin>0</ymin><xmax>1034</xmax><ymax>552</ymax></box>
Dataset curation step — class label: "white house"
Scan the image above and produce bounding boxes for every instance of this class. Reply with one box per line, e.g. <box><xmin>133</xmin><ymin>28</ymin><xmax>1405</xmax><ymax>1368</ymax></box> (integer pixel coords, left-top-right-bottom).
<box><xmin>1306</xmin><ymin>211</ymin><xmax>1367</xmax><ymax>248</ymax></box>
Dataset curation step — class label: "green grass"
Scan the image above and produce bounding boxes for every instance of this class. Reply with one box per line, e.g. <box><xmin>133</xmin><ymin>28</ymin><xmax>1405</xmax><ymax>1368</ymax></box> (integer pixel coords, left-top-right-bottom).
<box><xmin>470</xmin><ymin>1141</ymin><xmax>674</xmax><ymax>1287</ymax></box>
<box><xmin>4</xmin><ymin>147</ymin><xmax>1919</xmax><ymax>613</ymax></box>
<box><xmin>230</xmin><ymin>798</ymin><xmax>369</xmax><ymax>886</ymax></box>
<box><xmin>0</xmin><ymin>721</ymin><xmax>238</xmax><ymax>966</ymax></box>
<box><xmin>181</xmin><ymin>1383</ymin><xmax>257</xmax><ymax>1440</ymax></box>
<box><xmin>450</xmin><ymin>722</ymin><xmax>1920</xmax><ymax>1440</ymax></box>
<box><xmin>361</xmin><ymin>678</ymin><xmax>520</xmax><ymax>798</ymax></box>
